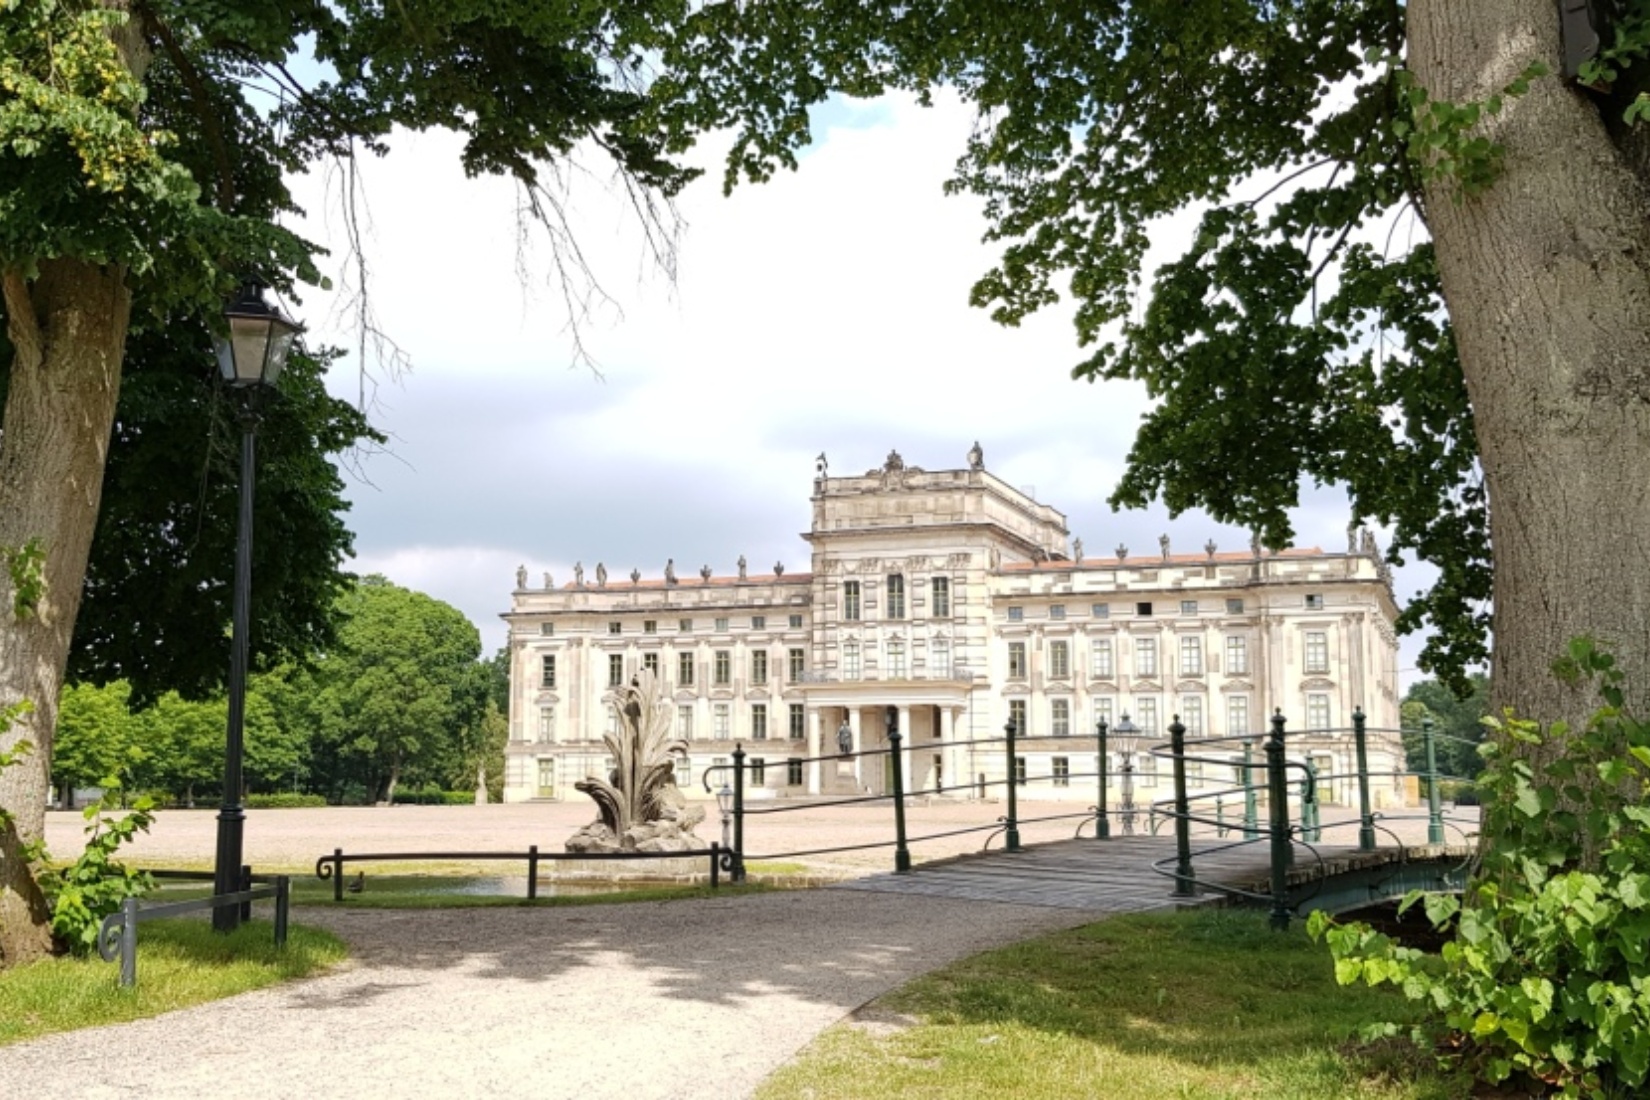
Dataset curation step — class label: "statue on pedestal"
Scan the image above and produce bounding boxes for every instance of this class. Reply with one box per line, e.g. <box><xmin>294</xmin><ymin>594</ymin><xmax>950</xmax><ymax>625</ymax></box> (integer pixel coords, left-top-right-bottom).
<box><xmin>596</xmin><ymin>562</ymin><xmax>608</xmax><ymax>588</ymax></box>
<box><xmin>515</xmin><ymin>564</ymin><xmax>527</xmax><ymax>589</ymax></box>
<box><xmin>574</xmin><ymin>561</ymin><xmax>585</xmax><ymax>587</ymax></box>
<box><xmin>737</xmin><ymin>555</ymin><xmax>748</xmax><ymax>580</ymax></box>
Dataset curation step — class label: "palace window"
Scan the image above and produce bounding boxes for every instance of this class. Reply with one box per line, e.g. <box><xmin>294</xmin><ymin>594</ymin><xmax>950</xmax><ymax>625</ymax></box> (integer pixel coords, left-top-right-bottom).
<box><xmin>679</xmin><ymin>619</ymin><xmax>693</xmax><ymax>633</ymax></box>
<box><xmin>540</xmin><ymin>655</ymin><xmax>556</xmax><ymax>689</ymax></box>
<box><xmin>538</xmin><ymin>707</ymin><xmax>554</xmax><ymax>743</ymax></box>
<box><xmin>643</xmin><ymin>620</ymin><xmax>657</xmax><ymax>634</ymax></box>
<box><xmin>713</xmin><ymin>704</ymin><xmax>730</xmax><ymax>738</ymax></box>
<box><xmin>1226</xmin><ymin>695</ymin><xmax>1250</xmax><ymax>738</ymax></box>
<box><xmin>1091</xmin><ymin>603</ymin><xmax>1110</xmax><ymax>618</ymax></box>
<box><xmin>842</xmin><ymin>640</ymin><xmax>861</xmax><ymax>679</ymax></box>
<box><xmin>750</xmin><ymin>758</ymin><xmax>767</xmax><ymax>786</ymax></box>
<box><xmin>789</xmin><ymin>703</ymin><xmax>805</xmax><ymax>740</ymax></box>
<box><xmin>1053</xmin><ymin>757</ymin><xmax>1071</xmax><ymax>787</ymax></box>
<box><xmin>787</xmin><ymin>759</ymin><xmax>804</xmax><ymax>787</ymax></box>
<box><xmin>1014</xmin><ymin>756</ymin><xmax>1028</xmax><ymax>787</ymax></box>
<box><xmin>1135</xmin><ymin>638</ymin><xmax>1158</xmax><ymax>678</ymax></box>
<box><xmin>540</xmin><ymin>623</ymin><xmax>554</xmax><ymax>636</ymax></box>
<box><xmin>1094</xmin><ymin>697</ymin><xmax>1114</xmax><ymax>731</ymax></box>
<box><xmin>752</xmin><ymin>650</ymin><xmax>769</xmax><ymax>685</ymax></box>
<box><xmin>678</xmin><ymin>705</ymin><xmax>694</xmax><ymax>740</ymax></box>
<box><xmin>1051</xmin><ymin>699</ymin><xmax>1071</xmax><ymax>737</ymax></box>
<box><xmin>886</xmin><ymin>638</ymin><xmax>907</xmax><ymax>678</ymax></box>
<box><xmin>714</xmin><ymin>617</ymin><xmax>729</xmax><ymax>633</ymax></box>
<box><xmin>1226</xmin><ymin>598</ymin><xmax>1244</xmax><ymax>614</ymax></box>
<box><xmin>1180</xmin><ymin>637</ymin><xmax>1203</xmax><ymax>676</ymax></box>
<box><xmin>788</xmin><ymin>648</ymin><xmax>805</xmax><ymax>683</ymax></box>
<box><xmin>713</xmin><ymin>650</ymin><xmax>731</xmax><ymax>686</ymax></box>
<box><xmin>1181</xmin><ymin>696</ymin><xmax>1204</xmax><ymax>736</ymax></box>
<box><xmin>1180</xmin><ymin>600</ymin><xmax>1198</xmax><ymax>616</ymax></box>
<box><xmin>1137</xmin><ymin>602</ymin><xmax>1154</xmax><ymax>616</ymax></box>
<box><xmin>931</xmin><ymin>577</ymin><xmax>950</xmax><ymax>617</ymax></box>
<box><xmin>751</xmin><ymin>703</ymin><xmax>768</xmax><ymax>740</ymax></box>
<box><xmin>1226</xmin><ymin>636</ymin><xmax>1249</xmax><ymax>676</ymax></box>
<box><xmin>1092</xmin><ymin>639</ymin><xmax>1114</xmax><ymax>679</ymax></box>
<box><xmin>675</xmin><ymin>755</ymin><xmax>691</xmax><ymax>788</ymax></box>
<box><xmin>609</xmin><ymin>621</ymin><xmax>622</xmax><ymax>635</ymax></box>
<box><xmin>1305</xmin><ymin>631</ymin><xmax>1329</xmax><ymax>675</ymax></box>
<box><xmin>1050</xmin><ymin>604</ymin><xmax>1066</xmax><ymax>621</ymax></box>
<box><xmin>678</xmin><ymin>653</ymin><xmax>694</xmax><ymax>686</ymax></box>
<box><xmin>789</xmin><ymin>614</ymin><xmax>803</xmax><ymax>629</ymax></box>
<box><xmin>1307</xmin><ymin>694</ymin><xmax>1332</xmax><ymax>730</ymax></box>
<box><xmin>751</xmin><ymin>615</ymin><xmax>766</xmax><ymax>630</ymax></box>
<box><xmin>1008</xmin><ymin>641</ymin><xmax>1027</xmax><ymax>678</ymax></box>
<box><xmin>608</xmin><ymin>654</ymin><xmax>624</xmax><ymax>688</ymax></box>
<box><xmin>1137</xmin><ymin>697</ymin><xmax>1159</xmax><ymax>736</ymax></box>
<box><xmin>1008</xmin><ymin>606</ymin><xmax>1024</xmax><ymax>623</ymax></box>
<box><xmin>643</xmin><ymin>653</ymin><xmax>659</xmax><ymax>676</ymax></box>
<box><xmin>885</xmin><ymin>574</ymin><xmax>906</xmax><ymax>619</ymax></box>
<box><xmin>930</xmin><ymin>637</ymin><xmax>952</xmax><ymax>679</ymax></box>
<box><xmin>843</xmin><ymin>581</ymin><xmax>861</xmax><ymax>621</ymax></box>
<box><xmin>1049</xmin><ymin>640</ymin><xmax>1070</xmax><ymax>679</ymax></box>
<box><xmin>1009</xmin><ymin>699</ymin><xmax>1027</xmax><ymax>736</ymax></box>
<box><xmin>1305</xmin><ymin>593</ymin><xmax>1325</xmax><ymax>610</ymax></box>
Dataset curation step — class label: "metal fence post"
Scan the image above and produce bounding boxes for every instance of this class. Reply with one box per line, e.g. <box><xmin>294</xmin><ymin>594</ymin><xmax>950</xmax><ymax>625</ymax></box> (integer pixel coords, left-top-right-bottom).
<box><xmin>527</xmin><ymin>844</ymin><xmax>540</xmax><ymax>900</ymax></box>
<box><xmin>732</xmin><ymin>743</ymin><xmax>747</xmax><ymax>882</ymax></box>
<box><xmin>1216</xmin><ymin>796</ymin><xmax>1227</xmax><ymax>839</ymax></box>
<box><xmin>331</xmin><ymin>848</ymin><xmax>344</xmax><ymax>902</ymax></box>
<box><xmin>710</xmin><ymin>842</ymin><xmax>721</xmax><ymax>889</ymax></box>
<box><xmin>1352</xmin><ymin>706</ymin><xmax>1375</xmax><ymax>851</ymax></box>
<box><xmin>1242</xmin><ymin>737</ymin><xmax>1258</xmax><ymax>838</ymax></box>
<box><xmin>239</xmin><ymin>864</ymin><xmax>253</xmax><ymax>923</ymax></box>
<box><xmin>1004</xmin><ymin>717</ymin><xmax>1022</xmax><ymax>852</ymax></box>
<box><xmin>1095</xmin><ymin>718</ymin><xmax>1110</xmax><ymax>839</ymax></box>
<box><xmin>1300</xmin><ymin>763</ymin><xmax>1320</xmax><ymax>843</ymax></box>
<box><xmin>274</xmin><ymin>875</ymin><xmax>290</xmax><ymax>948</ymax></box>
<box><xmin>1423</xmin><ymin>715</ymin><xmax>1444</xmax><ymax>843</ymax></box>
<box><xmin>1169</xmin><ymin>716</ymin><xmax>1196</xmax><ymax>897</ymax></box>
<box><xmin>1266</xmin><ymin>709</ymin><xmax>1292</xmax><ymax>931</ymax></box>
<box><xmin>889</xmin><ymin>709</ymin><xmax>912</xmax><ymax>872</ymax></box>
<box><xmin>120</xmin><ymin>896</ymin><xmax>138</xmax><ymax>988</ymax></box>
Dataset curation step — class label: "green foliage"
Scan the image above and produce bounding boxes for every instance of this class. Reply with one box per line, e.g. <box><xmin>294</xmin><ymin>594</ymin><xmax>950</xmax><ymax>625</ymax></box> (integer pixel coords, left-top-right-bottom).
<box><xmin>243</xmin><ymin>792</ymin><xmax>326</xmax><ymax>809</ymax></box>
<box><xmin>1578</xmin><ymin>6</ymin><xmax>1650</xmax><ymax>124</ymax></box>
<box><xmin>2</xmin><ymin>538</ymin><xmax>45</xmax><ymax>618</ymax></box>
<box><xmin>388</xmin><ymin>787</ymin><xmax>475</xmax><ymax>806</ymax></box>
<box><xmin>1401</xmin><ymin>674</ymin><xmax>1489</xmax><ymax>780</ymax></box>
<box><xmin>1311</xmin><ymin>641</ymin><xmax>1650</xmax><ymax>1097</ymax></box>
<box><xmin>0</xmin><ymin>699</ymin><xmax>33</xmax><ymax>832</ymax></box>
<box><xmin>37</xmin><ymin>790</ymin><xmax>156</xmax><ymax>957</ymax></box>
<box><xmin>1392</xmin><ymin>60</ymin><xmax>1550</xmax><ymax>199</ymax></box>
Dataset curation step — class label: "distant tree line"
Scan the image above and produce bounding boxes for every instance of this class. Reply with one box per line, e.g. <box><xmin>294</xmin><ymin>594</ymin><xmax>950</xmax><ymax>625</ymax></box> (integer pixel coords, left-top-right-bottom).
<box><xmin>52</xmin><ymin>576</ymin><xmax>508</xmax><ymax>807</ymax></box>
<box><xmin>1401</xmin><ymin>673</ymin><xmax>1489</xmax><ymax>783</ymax></box>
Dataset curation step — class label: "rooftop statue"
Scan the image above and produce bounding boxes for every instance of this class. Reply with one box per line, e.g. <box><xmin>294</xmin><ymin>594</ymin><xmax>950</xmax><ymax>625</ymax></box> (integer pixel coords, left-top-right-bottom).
<box><xmin>567</xmin><ymin>670</ymin><xmax>706</xmax><ymax>854</ymax></box>
<box><xmin>967</xmin><ymin>441</ymin><xmax>983</xmax><ymax>470</ymax></box>
<box><xmin>515</xmin><ymin>564</ymin><xmax>527</xmax><ymax>589</ymax></box>
<box><xmin>596</xmin><ymin>562</ymin><xmax>608</xmax><ymax>587</ymax></box>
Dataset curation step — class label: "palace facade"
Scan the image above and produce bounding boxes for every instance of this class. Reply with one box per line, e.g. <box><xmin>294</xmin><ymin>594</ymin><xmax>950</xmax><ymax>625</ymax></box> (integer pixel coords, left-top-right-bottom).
<box><xmin>501</xmin><ymin>447</ymin><xmax>1405</xmax><ymax>810</ymax></box>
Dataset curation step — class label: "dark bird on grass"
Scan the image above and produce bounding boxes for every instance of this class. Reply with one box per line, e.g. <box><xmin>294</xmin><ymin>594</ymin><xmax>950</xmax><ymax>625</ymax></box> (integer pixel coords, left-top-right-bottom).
<box><xmin>346</xmin><ymin>871</ymin><xmax>364</xmax><ymax>894</ymax></box>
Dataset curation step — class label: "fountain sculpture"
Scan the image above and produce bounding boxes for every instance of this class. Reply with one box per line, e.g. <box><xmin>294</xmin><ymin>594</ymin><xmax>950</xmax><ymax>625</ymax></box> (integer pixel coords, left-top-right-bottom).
<box><xmin>566</xmin><ymin>669</ymin><xmax>705</xmax><ymax>853</ymax></box>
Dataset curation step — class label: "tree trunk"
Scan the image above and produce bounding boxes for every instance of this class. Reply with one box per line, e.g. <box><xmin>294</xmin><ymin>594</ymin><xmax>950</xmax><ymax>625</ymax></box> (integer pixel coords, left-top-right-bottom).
<box><xmin>1409</xmin><ymin>2</ymin><xmax>1650</xmax><ymax>733</ymax></box>
<box><xmin>0</xmin><ymin>259</ymin><xmax>131</xmax><ymax>966</ymax></box>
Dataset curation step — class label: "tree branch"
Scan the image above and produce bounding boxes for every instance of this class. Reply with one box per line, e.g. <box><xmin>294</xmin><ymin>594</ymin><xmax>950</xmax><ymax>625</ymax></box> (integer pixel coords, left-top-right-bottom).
<box><xmin>135</xmin><ymin>4</ymin><xmax>236</xmax><ymax>212</ymax></box>
<box><xmin>0</xmin><ymin>270</ymin><xmax>43</xmax><ymax>372</ymax></box>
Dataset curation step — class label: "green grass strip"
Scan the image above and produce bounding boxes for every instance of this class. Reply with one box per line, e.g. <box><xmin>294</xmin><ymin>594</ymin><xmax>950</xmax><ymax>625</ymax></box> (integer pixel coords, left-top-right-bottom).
<box><xmin>759</xmin><ymin>908</ymin><xmax>1461</xmax><ymax>1100</ymax></box>
<box><xmin>0</xmin><ymin>920</ymin><xmax>346</xmax><ymax>1047</ymax></box>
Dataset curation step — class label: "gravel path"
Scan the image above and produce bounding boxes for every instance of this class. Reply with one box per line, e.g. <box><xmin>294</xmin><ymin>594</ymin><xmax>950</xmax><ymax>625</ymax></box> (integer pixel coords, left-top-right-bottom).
<box><xmin>0</xmin><ymin>888</ymin><xmax>1103</xmax><ymax>1099</ymax></box>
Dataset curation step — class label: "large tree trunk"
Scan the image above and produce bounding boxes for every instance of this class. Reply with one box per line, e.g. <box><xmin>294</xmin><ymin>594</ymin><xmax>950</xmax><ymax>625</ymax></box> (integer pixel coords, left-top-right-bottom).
<box><xmin>0</xmin><ymin>260</ymin><xmax>131</xmax><ymax>966</ymax></box>
<box><xmin>1410</xmin><ymin>2</ymin><xmax>1650</xmax><ymax>732</ymax></box>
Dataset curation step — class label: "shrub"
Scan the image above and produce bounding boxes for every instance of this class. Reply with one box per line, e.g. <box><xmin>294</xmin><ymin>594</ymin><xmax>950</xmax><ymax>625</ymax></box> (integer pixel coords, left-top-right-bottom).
<box><xmin>245</xmin><ymin>792</ymin><xmax>327</xmax><ymax>809</ymax></box>
<box><xmin>388</xmin><ymin>786</ymin><xmax>474</xmax><ymax>805</ymax></box>
<box><xmin>36</xmin><ymin>789</ymin><xmax>156</xmax><ymax>956</ymax></box>
<box><xmin>1311</xmin><ymin>638</ymin><xmax>1650</xmax><ymax>1098</ymax></box>
<box><xmin>1437</xmin><ymin>779</ymin><xmax>1480</xmax><ymax>806</ymax></box>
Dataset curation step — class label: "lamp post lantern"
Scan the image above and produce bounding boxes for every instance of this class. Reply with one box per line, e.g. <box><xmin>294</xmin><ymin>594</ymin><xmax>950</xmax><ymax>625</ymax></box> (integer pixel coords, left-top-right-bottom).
<box><xmin>210</xmin><ymin>279</ymin><xmax>301</xmax><ymax>933</ymax></box>
<box><xmin>717</xmin><ymin>781</ymin><xmax>733</xmax><ymax>851</ymax></box>
<box><xmin>1112</xmin><ymin>713</ymin><xmax>1141</xmax><ymax>835</ymax></box>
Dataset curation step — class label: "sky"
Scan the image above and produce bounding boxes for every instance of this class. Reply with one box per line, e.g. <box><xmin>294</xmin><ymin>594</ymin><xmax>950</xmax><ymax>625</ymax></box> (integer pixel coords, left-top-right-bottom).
<box><xmin>282</xmin><ymin>91</ymin><xmax>1434</xmax><ymax>682</ymax></box>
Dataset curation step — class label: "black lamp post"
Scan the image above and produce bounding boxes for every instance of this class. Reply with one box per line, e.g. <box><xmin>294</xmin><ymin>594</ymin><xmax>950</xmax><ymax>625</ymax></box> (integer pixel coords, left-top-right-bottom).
<box><xmin>1112</xmin><ymin>713</ymin><xmax>1141</xmax><ymax>835</ymax></box>
<box><xmin>717</xmin><ymin>781</ymin><xmax>734</xmax><ymax>850</ymax></box>
<box><xmin>210</xmin><ymin>280</ymin><xmax>301</xmax><ymax>933</ymax></box>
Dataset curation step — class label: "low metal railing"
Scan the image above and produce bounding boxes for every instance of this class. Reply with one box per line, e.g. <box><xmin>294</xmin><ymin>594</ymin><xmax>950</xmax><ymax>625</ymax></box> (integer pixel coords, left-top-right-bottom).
<box><xmin>98</xmin><ymin>870</ymin><xmax>290</xmax><ymax>988</ymax></box>
<box><xmin>313</xmin><ymin>844</ymin><xmax>740</xmax><ymax>900</ymax></box>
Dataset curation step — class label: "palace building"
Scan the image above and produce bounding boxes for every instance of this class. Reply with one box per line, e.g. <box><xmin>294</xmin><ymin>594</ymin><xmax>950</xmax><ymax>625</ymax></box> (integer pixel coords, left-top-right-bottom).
<box><xmin>501</xmin><ymin>447</ymin><xmax>1406</xmax><ymax>811</ymax></box>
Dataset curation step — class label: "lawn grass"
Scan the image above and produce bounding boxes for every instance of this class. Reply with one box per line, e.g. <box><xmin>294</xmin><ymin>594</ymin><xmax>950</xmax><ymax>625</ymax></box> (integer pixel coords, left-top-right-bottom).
<box><xmin>758</xmin><ymin>908</ymin><xmax>1459</xmax><ymax>1100</ymax></box>
<box><xmin>0</xmin><ymin>920</ymin><xmax>346</xmax><ymax>1047</ymax></box>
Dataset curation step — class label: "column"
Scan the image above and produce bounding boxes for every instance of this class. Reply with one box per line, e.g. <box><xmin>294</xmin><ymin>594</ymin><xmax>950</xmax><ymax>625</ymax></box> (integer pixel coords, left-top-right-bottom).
<box><xmin>849</xmin><ymin>706</ymin><xmax>863</xmax><ymax>790</ymax></box>
<box><xmin>807</xmin><ymin>708</ymin><xmax>822</xmax><ymax>795</ymax></box>
<box><xmin>941</xmin><ymin>705</ymin><xmax>956</xmax><ymax>798</ymax></box>
<box><xmin>898</xmin><ymin>704</ymin><xmax>913</xmax><ymax>793</ymax></box>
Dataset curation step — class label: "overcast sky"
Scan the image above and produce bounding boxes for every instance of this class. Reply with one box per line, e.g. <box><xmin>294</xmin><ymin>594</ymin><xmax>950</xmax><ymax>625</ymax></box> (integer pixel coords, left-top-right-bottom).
<box><xmin>282</xmin><ymin>91</ymin><xmax>1434</xmax><ymax>683</ymax></box>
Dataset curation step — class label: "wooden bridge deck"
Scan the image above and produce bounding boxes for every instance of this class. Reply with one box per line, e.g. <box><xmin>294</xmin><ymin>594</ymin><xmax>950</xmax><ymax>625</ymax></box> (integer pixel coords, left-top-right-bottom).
<box><xmin>835</xmin><ymin>834</ymin><xmax>1439</xmax><ymax>913</ymax></box>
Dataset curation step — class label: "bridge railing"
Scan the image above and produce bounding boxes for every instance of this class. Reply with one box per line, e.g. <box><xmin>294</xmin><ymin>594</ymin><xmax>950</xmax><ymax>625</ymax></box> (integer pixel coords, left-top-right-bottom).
<box><xmin>1142</xmin><ymin>709</ymin><xmax>1479</xmax><ymax>929</ymax></box>
<box><xmin>695</xmin><ymin>705</ymin><xmax>1476</xmax><ymax>918</ymax></box>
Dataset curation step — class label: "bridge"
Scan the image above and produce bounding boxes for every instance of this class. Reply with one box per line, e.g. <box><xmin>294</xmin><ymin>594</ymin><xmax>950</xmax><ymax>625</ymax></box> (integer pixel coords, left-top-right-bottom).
<box><xmin>712</xmin><ymin>708</ymin><xmax>1478</xmax><ymax>928</ymax></box>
